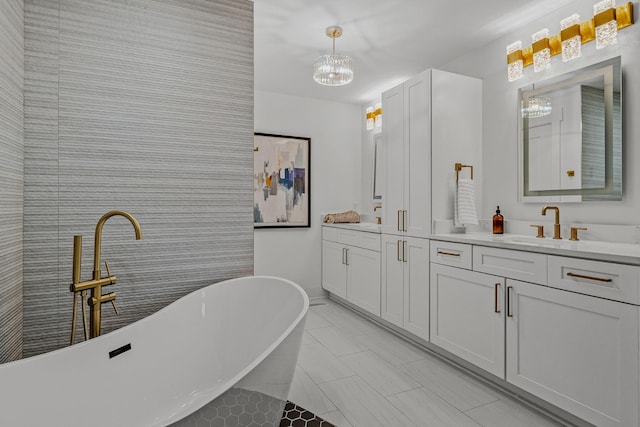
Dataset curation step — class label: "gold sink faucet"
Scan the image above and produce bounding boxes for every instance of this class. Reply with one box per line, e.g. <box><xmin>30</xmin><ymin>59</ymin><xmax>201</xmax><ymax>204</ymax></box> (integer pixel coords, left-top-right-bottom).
<box><xmin>541</xmin><ymin>206</ymin><xmax>561</xmax><ymax>239</ymax></box>
<box><xmin>374</xmin><ymin>204</ymin><xmax>382</xmax><ymax>224</ymax></box>
<box><xmin>70</xmin><ymin>210</ymin><xmax>142</xmax><ymax>343</ymax></box>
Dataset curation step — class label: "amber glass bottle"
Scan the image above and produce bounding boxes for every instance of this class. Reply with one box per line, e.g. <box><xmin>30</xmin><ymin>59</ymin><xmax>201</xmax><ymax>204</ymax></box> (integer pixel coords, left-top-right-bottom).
<box><xmin>492</xmin><ymin>206</ymin><xmax>504</xmax><ymax>234</ymax></box>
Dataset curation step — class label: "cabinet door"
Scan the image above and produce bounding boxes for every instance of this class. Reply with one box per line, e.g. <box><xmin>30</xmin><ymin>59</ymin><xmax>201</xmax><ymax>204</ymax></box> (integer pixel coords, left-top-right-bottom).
<box><xmin>430</xmin><ymin>264</ymin><xmax>505</xmax><ymax>377</ymax></box>
<box><xmin>322</xmin><ymin>241</ymin><xmax>347</xmax><ymax>299</ymax></box>
<box><xmin>404</xmin><ymin>72</ymin><xmax>431</xmax><ymax>238</ymax></box>
<box><xmin>403</xmin><ymin>237</ymin><xmax>430</xmax><ymax>340</ymax></box>
<box><xmin>347</xmin><ymin>246</ymin><xmax>381</xmax><ymax>316</ymax></box>
<box><xmin>381</xmin><ymin>83</ymin><xmax>405</xmax><ymax>235</ymax></box>
<box><xmin>381</xmin><ymin>234</ymin><xmax>404</xmax><ymax>327</ymax></box>
<box><xmin>506</xmin><ymin>279</ymin><xmax>639</xmax><ymax>427</ymax></box>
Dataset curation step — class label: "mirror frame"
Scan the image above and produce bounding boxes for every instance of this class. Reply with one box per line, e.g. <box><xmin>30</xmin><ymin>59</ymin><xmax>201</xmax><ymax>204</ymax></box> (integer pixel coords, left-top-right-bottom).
<box><xmin>518</xmin><ymin>56</ymin><xmax>622</xmax><ymax>202</ymax></box>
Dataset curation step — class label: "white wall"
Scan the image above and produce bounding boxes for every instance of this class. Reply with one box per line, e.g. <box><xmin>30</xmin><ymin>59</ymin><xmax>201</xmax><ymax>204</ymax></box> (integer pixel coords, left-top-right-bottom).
<box><xmin>254</xmin><ymin>90</ymin><xmax>361</xmax><ymax>299</ymax></box>
<box><xmin>441</xmin><ymin>0</ymin><xmax>640</xmax><ymax>225</ymax></box>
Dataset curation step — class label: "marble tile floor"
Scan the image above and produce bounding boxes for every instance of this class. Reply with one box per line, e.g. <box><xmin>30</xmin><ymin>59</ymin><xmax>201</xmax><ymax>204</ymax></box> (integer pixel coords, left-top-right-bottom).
<box><xmin>288</xmin><ymin>300</ymin><xmax>567</xmax><ymax>427</ymax></box>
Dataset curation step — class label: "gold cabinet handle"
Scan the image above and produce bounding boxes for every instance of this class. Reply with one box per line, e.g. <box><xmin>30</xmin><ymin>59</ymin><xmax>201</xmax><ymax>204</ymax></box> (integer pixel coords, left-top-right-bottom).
<box><xmin>566</xmin><ymin>272</ymin><xmax>612</xmax><ymax>282</ymax></box>
<box><xmin>403</xmin><ymin>240</ymin><xmax>407</xmax><ymax>263</ymax></box>
<box><xmin>397</xmin><ymin>210</ymin><xmax>402</xmax><ymax>232</ymax></box>
<box><xmin>566</xmin><ymin>170</ymin><xmax>575</xmax><ymax>177</ymax></box>
<box><xmin>397</xmin><ymin>240</ymin><xmax>402</xmax><ymax>262</ymax></box>
<box><xmin>494</xmin><ymin>283</ymin><xmax>501</xmax><ymax>313</ymax></box>
<box><xmin>506</xmin><ymin>286</ymin><xmax>513</xmax><ymax>318</ymax></box>
<box><xmin>403</xmin><ymin>210</ymin><xmax>407</xmax><ymax>232</ymax></box>
<box><xmin>437</xmin><ymin>251</ymin><xmax>461</xmax><ymax>257</ymax></box>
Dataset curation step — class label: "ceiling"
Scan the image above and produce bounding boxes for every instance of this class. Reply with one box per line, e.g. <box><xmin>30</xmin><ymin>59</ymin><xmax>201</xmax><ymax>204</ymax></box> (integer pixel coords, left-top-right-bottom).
<box><xmin>254</xmin><ymin>0</ymin><xmax>578</xmax><ymax>105</ymax></box>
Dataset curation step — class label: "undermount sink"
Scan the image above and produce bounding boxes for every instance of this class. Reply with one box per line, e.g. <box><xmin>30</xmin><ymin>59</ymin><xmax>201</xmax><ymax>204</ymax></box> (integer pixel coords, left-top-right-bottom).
<box><xmin>497</xmin><ymin>235</ymin><xmax>561</xmax><ymax>245</ymax></box>
<box><xmin>495</xmin><ymin>234</ymin><xmax>618</xmax><ymax>252</ymax></box>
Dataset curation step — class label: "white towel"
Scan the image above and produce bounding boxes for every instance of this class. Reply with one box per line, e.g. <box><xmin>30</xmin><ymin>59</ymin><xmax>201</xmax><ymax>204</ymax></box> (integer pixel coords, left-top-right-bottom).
<box><xmin>454</xmin><ymin>178</ymin><xmax>478</xmax><ymax>227</ymax></box>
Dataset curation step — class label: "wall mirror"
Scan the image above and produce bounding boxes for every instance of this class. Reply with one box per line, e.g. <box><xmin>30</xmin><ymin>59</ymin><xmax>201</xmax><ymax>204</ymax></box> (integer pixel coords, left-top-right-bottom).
<box><xmin>519</xmin><ymin>56</ymin><xmax>621</xmax><ymax>202</ymax></box>
<box><xmin>372</xmin><ymin>133</ymin><xmax>382</xmax><ymax>200</ymax></box>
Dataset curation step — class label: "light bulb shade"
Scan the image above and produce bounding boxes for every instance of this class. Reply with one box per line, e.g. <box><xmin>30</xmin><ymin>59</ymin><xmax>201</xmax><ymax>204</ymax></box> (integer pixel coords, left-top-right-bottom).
<box><xmin>374</xmin><ymin>103</ymin><xmax>382</xmax><ymax>128</ymax></box>
<box><xmin>594</xmin><ymin>0</ymin><xmax>617</xmax><ymax>49</ymax></box>
<box><xmin>506</xmin><ymin>41</ymin><xmax>523</xmax><ymax>82</ymax></box>
<box><xmin>366</xmin><ymin>107</ymin><xmax>375</xmax><ymax>130</ymax></box>
<box><xmin>522</xmin><ymin>97</ymin><xmax>552</xmax><ymax>118</ymax></box>
<box><xmin>313</xmin><ymin>54</ymin><xmax>354</xmax><ymax>86</ymax></box>
<box><xmin>561</xmin><ymin>14</ymin><xmax>582</xmax><ymax>61</ymax></box>
<box><xmin>532</xmin><ymin>29</ymin><xmax>551</xmax><ymax>72</ymax></box>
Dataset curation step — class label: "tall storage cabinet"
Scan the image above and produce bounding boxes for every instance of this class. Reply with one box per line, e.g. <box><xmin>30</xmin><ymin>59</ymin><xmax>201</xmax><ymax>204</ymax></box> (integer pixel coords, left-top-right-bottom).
<box><xmin>380</xmin><ymin>69</ymin><xmax>482</xmax><ymax>342</ymax></box>
<box><xmin>381</xmin><ymin>72</ymin><xmax>431</xmax><ymax>238</ymax></box>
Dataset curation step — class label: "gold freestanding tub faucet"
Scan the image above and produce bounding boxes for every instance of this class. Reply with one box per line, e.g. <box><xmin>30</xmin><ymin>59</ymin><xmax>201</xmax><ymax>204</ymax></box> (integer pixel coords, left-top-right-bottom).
<box><xmin>70</xmin><ymin>210</ymin><xmax>142</xmax><ymax>343</ymax></box>
<box><xmin>541</xmin><ymin>205</ymin><xmax>561</xmax><ymax>239</ymax></box>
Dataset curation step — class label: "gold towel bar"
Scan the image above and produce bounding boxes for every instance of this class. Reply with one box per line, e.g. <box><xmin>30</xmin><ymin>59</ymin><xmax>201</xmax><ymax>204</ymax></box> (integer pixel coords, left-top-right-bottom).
<box><xmin>455</xmin><ymin>163</ymin><xmax>473</xmax><ymax>182</ymax></box>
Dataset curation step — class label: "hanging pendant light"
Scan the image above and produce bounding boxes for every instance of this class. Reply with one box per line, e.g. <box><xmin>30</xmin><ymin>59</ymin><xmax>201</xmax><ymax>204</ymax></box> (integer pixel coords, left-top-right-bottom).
<box><xmin>313</xmin><ymin>26</ymin><xmax>354</xmax><ymax>86</ymax></box>
<box><xmin>522</xmin><ymin>84</ymin><xmax>552</xmax><ymax>118</ymax></box>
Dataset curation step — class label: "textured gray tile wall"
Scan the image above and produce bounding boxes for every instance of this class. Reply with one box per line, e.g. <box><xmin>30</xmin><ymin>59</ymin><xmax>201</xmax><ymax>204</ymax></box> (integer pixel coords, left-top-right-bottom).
<box><xmin>23</xmin><ymin>0</ymin><xmax>254</xmax><ymax>357</ymax></box>
<box><xmin>0</xmin><ymin>0</ymin><xmax>24</xmax><ymax>364</ymax></box>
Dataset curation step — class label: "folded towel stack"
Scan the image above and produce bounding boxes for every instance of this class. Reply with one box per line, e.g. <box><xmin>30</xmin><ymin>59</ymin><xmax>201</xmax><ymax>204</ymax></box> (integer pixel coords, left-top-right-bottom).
<box><xmin>454</xmin><ymin>178</ymin><xmax>478</xmax><ymax>227</ymax></box>
<box><xmin>323</xmin><ymin>210</ymin><xmax>361</xmax><ymax>224</ymax></box>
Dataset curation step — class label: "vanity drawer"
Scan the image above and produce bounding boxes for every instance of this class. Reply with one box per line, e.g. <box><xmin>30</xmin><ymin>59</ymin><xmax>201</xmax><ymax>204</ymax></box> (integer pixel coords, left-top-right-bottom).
<box><xmin>548</xmin><ymin>256</ymin><xmax>640</xmax><ymax>304</ymax></box>
<box><xmin>322</xmin><ymin>227</ymin><xmax>381</xmax><ymax>251</ymax></box>
<box><xmin>430</xmin><ymin>241</ymin><xmax>472</xmax><ymax>269</ymax></box>
<box><xmin>473</xmin><ymin>246</ymin><xmax>547</xmax><ymax>285</ymax></box>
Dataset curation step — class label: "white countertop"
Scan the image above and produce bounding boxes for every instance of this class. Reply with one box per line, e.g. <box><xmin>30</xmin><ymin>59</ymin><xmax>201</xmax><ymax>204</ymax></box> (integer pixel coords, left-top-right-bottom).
<box><xmin>429</xmin><ymin>232</ymin><xmax>640</xmax><ymax>266</ymax></box>
<box><xmin>321</xmin><ymin>222</ymin><xmax>381</xmax><ymax>233</ymax></box>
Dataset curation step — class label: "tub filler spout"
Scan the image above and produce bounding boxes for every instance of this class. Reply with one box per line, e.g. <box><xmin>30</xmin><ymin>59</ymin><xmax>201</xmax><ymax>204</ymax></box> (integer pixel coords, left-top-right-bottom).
<box><xmin>70</xmin><ymin>210</ymin><xmax>142</xmax><ymax>343</ymax></box>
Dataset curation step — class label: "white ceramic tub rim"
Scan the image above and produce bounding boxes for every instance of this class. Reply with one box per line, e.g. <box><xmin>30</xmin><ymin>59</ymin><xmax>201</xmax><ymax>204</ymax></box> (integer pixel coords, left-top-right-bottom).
<box><xmin>0</xmin><ymin>275</ymin><xmax>309</xmax><ymax>426</ymax></box>
<box><xmin>160</xmin><ymin>275</ymin><xmax>310</xmax><ymax>424</ymax></box>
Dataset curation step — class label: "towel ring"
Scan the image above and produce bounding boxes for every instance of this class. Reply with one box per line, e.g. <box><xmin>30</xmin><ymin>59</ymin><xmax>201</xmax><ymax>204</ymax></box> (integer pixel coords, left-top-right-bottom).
<box><xmin>455</xmin><ymin>163</ymin><xmax>473</xmax><ymax>182</ymax></box>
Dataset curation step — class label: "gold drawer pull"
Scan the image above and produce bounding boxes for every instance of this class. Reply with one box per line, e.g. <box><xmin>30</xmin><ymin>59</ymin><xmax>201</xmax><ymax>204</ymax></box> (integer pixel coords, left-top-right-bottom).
<box><xmin>437</xmin><ymin>251</ymin><xmax>461</xmax><ymax>257</ymax></box>
<box><xmin>566</xmin><ymin>272</ymin><xmax>612</xmax><ymax>283</ymax></box>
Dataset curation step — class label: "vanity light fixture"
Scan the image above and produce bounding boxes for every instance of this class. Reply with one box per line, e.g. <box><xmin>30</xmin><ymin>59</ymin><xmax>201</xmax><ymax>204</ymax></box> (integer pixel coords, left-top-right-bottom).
<box><xmin>561</xmin><ymin>14</ymin><xmax>582</xmax><ymax>61</ymax></box>
<box><xmin>374</xmin><ymin>103</ymin><xmax>382</xmax><ymax>128</ymax></box>
<box><xmin>594</xmin><ymin>0</ymin><xmax>617</xmax><ymax>48</ymax></box>
<box><xmin>366</xmin><ymin>106</ymin><xmax>375</xmax><ymax>130</ymax></box>
<box><xmin>532</xmin><ymin>29</ymin><xmax>551</xmax><ymax>72</ymax></box>
<box><xmin>505</xmin><ymin>1</ymin><xmax>633</xmax><ymax>81</ymax></box>
<box><xmin>507</xmin><ymin>41</ymin><xmax>524</xmax><ymax>82</ymax></box>
<box><xmin>313</xmin><ymin>26</ymin><xmax>354</xmax><ymax>86</ymax></box>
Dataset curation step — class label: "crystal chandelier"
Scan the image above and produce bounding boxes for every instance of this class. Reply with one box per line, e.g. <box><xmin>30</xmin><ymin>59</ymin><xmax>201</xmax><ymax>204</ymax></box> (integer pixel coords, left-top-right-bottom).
<box><xmin>522</xmin><ymin>85</ymin><xmax>552</xmax><ymax>118</ymax></box>
<box><xmin>313</xmin><ymin>26</ymin><xmax>354</xmax><ymax>86</ymax></box>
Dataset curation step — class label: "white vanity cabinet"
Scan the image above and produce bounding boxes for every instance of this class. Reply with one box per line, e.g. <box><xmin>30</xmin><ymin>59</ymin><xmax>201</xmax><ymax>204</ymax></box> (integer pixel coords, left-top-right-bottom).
<box><xmin>430</xmin><ymin>262</ymin><xmax>505</xmax><ymax>378</ymax></box>
<box><xmin>429</xmin><ymin>239</ymin><xmax>640</xmax><ymax>427</ymax></box>
<box><xmin>381</xmin><ymin>234</ymin><xmax>429</xmax><ymax>340</ymax></box>
<box><xmin>322</xmin><ymin>226</ymin><xmax>381</xmax><ymax>316</ymax></box>
<box><xmin>506</xmin><ymin>279</ymin><xmax>639</xmax><ymax>427</ymax></box>
<box><xmin>322</xmin><ymin>240</ymin><xmax>348</xmax><ymax>299</ymax></box>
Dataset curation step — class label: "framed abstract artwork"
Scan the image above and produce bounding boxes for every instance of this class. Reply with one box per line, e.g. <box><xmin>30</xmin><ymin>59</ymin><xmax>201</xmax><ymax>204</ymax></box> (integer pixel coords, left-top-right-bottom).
<box><xmin>253</xmin><ymin>133</ymin><xmax>311</xmax><ymax>228</ymax></box>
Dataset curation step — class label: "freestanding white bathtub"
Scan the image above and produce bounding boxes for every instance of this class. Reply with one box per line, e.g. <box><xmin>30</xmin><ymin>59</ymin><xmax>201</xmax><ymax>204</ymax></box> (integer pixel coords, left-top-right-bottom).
<box><xmin>0</xmin><ymin>276</ymin><xmax>308</xmax><ymax>427</ymax></box>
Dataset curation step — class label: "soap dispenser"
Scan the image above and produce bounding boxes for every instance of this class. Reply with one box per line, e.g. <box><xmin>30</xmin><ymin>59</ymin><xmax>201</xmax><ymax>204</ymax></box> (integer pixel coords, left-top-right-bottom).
<box><xmin>492</xmin><ymin>206</ymin><xmax>504</xmax><ymax>234</ymax></box>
